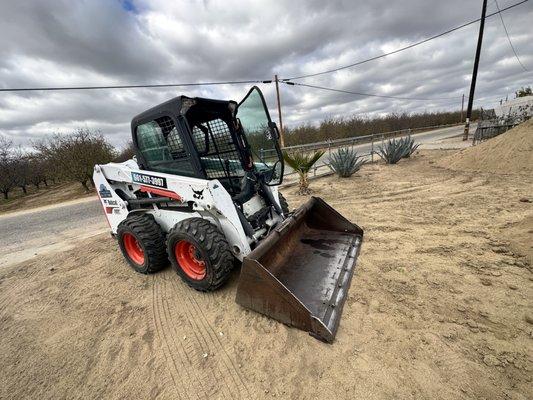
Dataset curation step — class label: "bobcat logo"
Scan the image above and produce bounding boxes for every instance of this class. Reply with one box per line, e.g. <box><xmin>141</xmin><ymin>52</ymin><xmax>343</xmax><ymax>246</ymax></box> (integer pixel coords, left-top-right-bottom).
<box><xmin>191</xmin><ymin>187</ymin><xmax>204</xmax><ymax>200</ymax></box>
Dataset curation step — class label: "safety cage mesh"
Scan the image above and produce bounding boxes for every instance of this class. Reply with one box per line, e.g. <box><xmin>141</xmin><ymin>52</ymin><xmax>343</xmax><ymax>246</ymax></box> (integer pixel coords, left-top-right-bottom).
<box><xmin>191</xmin><ymin>118</ymin><xmax>245</xmax><ymax>184</ymax></box>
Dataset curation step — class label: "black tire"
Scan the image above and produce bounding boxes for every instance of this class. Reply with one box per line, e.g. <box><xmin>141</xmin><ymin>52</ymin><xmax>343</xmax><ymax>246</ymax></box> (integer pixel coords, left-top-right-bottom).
<box><xmin>279</xmin><ymin>192</ymin><xmax>290</xmax><ymax>215</ymax></box>
<box><xmin>166</xmin><ymin>218</ymin><xmax>234</xmax><ymax>292</ymax></box>
<box><xmin>117</xmin><ymin>213</ymin><xmax>168</xmax><ymax>274</ymax></box>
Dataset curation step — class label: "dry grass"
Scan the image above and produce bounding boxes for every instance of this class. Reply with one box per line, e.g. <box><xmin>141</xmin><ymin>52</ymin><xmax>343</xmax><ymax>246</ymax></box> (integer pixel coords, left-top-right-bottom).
<box><xmin>0</xmin><ymin>182</ymin><xmax>93</xmax><ymax>214</ymax></box>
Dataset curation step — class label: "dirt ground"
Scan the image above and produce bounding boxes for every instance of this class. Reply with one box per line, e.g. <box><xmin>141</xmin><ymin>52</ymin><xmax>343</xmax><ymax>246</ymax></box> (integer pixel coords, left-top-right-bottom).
<box><xmin>0</xmin><ymin>182</ymin><xmax>93</xmax><ymax>214</ymax></box>
<box><xmin>0</xmin><ymin>149</ymin><xmax>531</xmax><ymax>400</ymax></box>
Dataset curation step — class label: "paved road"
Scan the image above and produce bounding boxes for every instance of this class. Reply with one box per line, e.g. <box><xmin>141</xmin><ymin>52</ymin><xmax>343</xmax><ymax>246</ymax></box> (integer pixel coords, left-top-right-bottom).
<box><xmin>286</xmin><ymin>125</ymin><xmax>464</xmax><ymax>175</ymax></box>
<box><xmin>0</xmin><ymin>124</ymin><xmax>464</xmax><ymax>267</ymax></box>
<box><xmin>0</xmin><ymin>198</ymin><xmax>105</xmax><ymax>267</ymax></box>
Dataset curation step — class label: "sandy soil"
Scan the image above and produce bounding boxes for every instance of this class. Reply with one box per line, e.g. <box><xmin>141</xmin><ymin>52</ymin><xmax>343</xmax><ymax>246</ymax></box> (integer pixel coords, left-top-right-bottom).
<box><xmin>439</xmin><ymin>119</ymin><xmax>533</xmax><ymax>175</ymax></box>
<box><xmin>0</xmin><ymin>182</ymin><xmax>93</xmax><ymax>214</ymax></box>
<box><xmin>1</xmin><ymin>150</ymin><xmax>532</xmax><ymax>400</ymax></box>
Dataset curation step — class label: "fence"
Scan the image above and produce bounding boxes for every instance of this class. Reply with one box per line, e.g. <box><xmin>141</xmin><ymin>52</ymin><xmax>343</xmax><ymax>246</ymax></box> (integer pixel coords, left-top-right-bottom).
<box><xmin>275</xmin><ymin>122</ymin><xmax>463</xmax><ymax>180</ymax></box>
<box><xmin>473</xmin><ymin>121</ymin><xmax>520</xmax><ymax>143</ymax></box>
<box><xmin>472</xmin><ymin>111</ymin><xmax>529</xmax><ymax>144</ymax></box>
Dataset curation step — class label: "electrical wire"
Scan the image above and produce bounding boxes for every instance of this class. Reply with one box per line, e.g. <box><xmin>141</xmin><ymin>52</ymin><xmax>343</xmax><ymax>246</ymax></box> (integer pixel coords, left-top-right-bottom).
<box><xmin>494</xmin><ymin>0</ymin><xmax>528</xmax><ymax>71</ymax></box>
<box><xmin>282</xmin><ymin>0</ymin><xmax>529</xmax><ymax>81</ymax></box>
<box><xmin>284</xmin><ymin>81</ymin><xmax>462</xmax><ymax>101</ymax></box>
<box><xmin>0</xmin><ymin>0</ymin><xmax>528</xmax><ymax>93</ymax></box>
<box><xmin>0</xmin><ymin>79</ymin><xmax>272</xmax><ymax>93</ymax></box>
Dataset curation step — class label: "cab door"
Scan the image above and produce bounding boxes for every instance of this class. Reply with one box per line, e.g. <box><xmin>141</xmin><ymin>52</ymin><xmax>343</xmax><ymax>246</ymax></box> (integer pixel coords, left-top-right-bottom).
<box><xmin>237</xmin><ymin>86</ymin><xmax>284</xmax><ymax>185</ymax></box>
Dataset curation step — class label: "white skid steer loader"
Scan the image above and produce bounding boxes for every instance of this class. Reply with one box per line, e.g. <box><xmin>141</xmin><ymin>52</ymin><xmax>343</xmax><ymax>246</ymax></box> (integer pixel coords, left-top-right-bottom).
<box><xmin>94</xmin><ymin>87</ymin><xmax>363</xmax><ymax>342</ymax></box>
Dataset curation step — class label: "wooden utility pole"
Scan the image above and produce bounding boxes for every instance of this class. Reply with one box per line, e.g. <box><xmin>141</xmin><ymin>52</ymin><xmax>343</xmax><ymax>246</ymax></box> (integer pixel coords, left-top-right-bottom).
<box><xmin>274</xmin><ymin>75</ymin><xmax>285</xmax><ymax>148</ymax></box>
<box><xmin>460</xmin><ymin>93</ymin><xmax>465</xmax><ymax>123</ymax></box>
<box><xmin>463</xmin><ymin>0</ymin><xmax>487</xmax><ymax>141</ymax></box>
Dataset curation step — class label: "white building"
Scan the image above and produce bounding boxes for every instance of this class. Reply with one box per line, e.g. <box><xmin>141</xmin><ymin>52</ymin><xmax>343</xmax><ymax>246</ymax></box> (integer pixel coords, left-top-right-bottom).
<box><xmin>494</xmin><ymin>95</ymin><xmax>533</xmax><ymax>119</ymax></box>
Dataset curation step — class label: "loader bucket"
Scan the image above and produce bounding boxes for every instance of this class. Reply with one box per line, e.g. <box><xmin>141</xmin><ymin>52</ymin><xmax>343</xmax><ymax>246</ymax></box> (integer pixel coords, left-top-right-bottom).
<box><xmin>235</xmin><ymin>197</ymin><xmax>363</xmax><ymax>342</ymax></box>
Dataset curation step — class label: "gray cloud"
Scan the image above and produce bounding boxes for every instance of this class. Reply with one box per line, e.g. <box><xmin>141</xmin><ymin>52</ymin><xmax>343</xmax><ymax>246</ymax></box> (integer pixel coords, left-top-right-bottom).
<box><xmin>0</xmin><ymin>0</ymin><xmax>531</xmax><ymax>147</ymax></box>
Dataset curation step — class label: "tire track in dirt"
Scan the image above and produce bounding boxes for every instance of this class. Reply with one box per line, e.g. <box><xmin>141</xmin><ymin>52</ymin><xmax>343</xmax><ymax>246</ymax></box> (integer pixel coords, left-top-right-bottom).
<box><xmin>0</xmin><ymin>269</ymin><xmax>38</xmax><ymax>320</ymax></box>
<box><xmin>343</xmin><ymin>176</ymin><xmax>459</xmax><ymax>202</ymax></box>
<box><xmin>151</xmin><ymin>275</ymin><xmax>197</xmax><ymax>400</ymax></box>
<box><xmin>166</xmin><ymin>277</ymin><xmax>242</xmax><ymax>399</ymax></box>
<box><xmin>169</xmin><ymin>277</ymin><xmax>252</xmax><ymax>399</ymax></box>
<box><xmin>331</xmin><ymin>176</ymin><xmax>486</xmax><ymax>209</ymax></box>
<box><xmin>152</xmin><ymin>271</ymin><xmax>248</xmax><ymax>399</ymax></box>
<box><xmin>160</xmin><ymin>280</ymin><xmax>226</xmax><ymax>400</ymax></box>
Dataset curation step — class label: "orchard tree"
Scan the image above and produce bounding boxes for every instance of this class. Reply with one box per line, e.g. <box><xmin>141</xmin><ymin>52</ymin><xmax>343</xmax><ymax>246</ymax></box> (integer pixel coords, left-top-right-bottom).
<box><xmin>0</xmin><ymin>136</ymin><xmax>17</xmax><ymax>199</ymax></box>
<box><xmin>34</xmin><ymin>128</ymin><xmax>116</xmax><ymax>191</ymax></box>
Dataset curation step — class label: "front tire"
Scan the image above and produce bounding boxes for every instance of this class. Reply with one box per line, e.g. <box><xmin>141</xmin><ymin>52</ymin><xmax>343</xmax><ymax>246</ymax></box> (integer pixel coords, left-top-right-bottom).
<box><xmin>167</xmin><ymin>218</ymin><xmax>234</xmax><ymax>291</ymax></box>
<box><xmin>117</xmin><ymin>214</ymin><xmax>168</xmax><ymax>274</ymax></box>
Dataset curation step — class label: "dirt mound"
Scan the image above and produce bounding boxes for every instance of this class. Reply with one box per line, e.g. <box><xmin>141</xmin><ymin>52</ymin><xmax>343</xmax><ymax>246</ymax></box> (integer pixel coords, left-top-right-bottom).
<box><xmin>438</xmin><ymin>119</ymin><xmax>533</xmax><ymax>174</ymax></box>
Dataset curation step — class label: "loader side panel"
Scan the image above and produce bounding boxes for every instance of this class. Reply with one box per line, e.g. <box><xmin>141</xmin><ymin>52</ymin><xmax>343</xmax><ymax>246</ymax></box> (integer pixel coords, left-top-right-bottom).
<box><xmin>235</xmin><ymin>197</ymin><xmax>363</xmax><ymax>342</ymax></box>
<box><xmin>93</xmin><ymin>166</ymin><xmax>129</xmax><ymax>233</ymax></box>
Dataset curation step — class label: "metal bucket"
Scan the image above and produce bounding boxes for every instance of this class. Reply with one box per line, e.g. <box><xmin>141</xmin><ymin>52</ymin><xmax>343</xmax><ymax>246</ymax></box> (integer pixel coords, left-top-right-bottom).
<box><xmin>235</xmin><ymin>197</ymin><xmax>363</xmax><ymax>342</ymax></box>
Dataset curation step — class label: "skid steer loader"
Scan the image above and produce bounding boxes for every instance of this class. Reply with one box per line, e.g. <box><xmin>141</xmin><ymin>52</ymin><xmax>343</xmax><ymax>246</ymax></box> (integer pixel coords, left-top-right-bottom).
<box><xmin>93</xmin><ymin>86</ymin><xmax>363</xmax><ymax>342</ymax></box>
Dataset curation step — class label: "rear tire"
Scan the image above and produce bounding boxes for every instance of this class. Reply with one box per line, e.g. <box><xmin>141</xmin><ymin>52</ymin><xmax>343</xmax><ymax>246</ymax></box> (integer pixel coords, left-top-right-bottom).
<box><xmin>167</xmin><ymin>218</ymin><xmax>234</xmax><ymax>292</ymax></box>
<box><xmin>117</xmin><ymin>214</ymin><xmax>168</xmax><ymax>274</ymax></box>
<box><xmin>279</xmin><ymin>192</ymin><xmax>290</xmax><ymax>215</ymax></box>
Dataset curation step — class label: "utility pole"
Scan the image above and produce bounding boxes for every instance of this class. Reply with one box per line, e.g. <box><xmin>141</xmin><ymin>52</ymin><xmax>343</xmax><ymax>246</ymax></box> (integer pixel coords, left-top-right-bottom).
<box><xmin>460</xmin><ymin>93</ymin><xmax>465</xmax><ymax>123</ymax></box>
<box><xmin>463</xmin><ymin>0</ymin><xmax>487</xmax><ymax>141</ymax></box>
<box><xmin>274</xmin><ymin>75</ymin><xmax>285</xmax><ymax>148</ymax></box>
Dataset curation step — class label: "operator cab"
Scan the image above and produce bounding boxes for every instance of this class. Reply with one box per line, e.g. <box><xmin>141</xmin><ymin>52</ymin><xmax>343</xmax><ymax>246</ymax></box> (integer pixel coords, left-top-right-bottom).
<box><xmin>130</xmin><ymin>87</ymin><xmax>283</xmax><ymax>202</ymax></box>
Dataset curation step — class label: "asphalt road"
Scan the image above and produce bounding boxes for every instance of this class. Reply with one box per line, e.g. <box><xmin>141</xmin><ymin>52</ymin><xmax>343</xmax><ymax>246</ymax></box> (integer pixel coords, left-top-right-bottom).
<box><xmin>286</xmin><ymin>124</ymin><xmax>464</xmax><ymax>175</ymax></box>
<box><xmin>346</xmin><ymin>125</ymin><xmax>464</xmax><ymax>156</ymax></box>
<box><xmin>0</xmin><ymin>124</ymin><xmax>463</xmax><ymax>267</ymax></box>
<box><xmin>0</xmin><ymin>198</ymin><xmax>105</xmax><ymax>267</ymax></box>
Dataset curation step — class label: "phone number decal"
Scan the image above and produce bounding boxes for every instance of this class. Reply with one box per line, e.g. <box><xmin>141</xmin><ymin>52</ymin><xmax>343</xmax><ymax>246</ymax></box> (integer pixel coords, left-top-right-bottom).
<box><xmin>131</xmin><ymin>172</ymin><xmax>167</xmax><ymax>188</ymax></box>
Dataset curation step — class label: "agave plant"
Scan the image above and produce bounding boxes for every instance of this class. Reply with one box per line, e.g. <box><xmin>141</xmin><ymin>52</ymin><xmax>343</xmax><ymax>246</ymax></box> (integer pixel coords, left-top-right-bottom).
<box><xmin>328</xmin><ymin>147</ymin><xmax>366</xmax><ymax>178</ymax></box>
<box><xmin>399</xmin><ymin>136</ymin><xmax>420</xmax><ymax>158</ymax></box>
<box><xmin>283</xmin><ymin>150</ymin><xmax>325</xmax><ymax>195</ymax></box>
<box><xmin>377</xmin><ymin>139</ymin><xmax>405</xmax><ymax>164</ymax></box>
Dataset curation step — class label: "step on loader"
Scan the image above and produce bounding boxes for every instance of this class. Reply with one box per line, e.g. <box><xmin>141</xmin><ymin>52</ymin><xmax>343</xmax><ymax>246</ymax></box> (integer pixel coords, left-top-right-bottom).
<box><xmin>93</xmin><ymin>86</ymin><xmax>363</xmax><ymax>342</ymax></box>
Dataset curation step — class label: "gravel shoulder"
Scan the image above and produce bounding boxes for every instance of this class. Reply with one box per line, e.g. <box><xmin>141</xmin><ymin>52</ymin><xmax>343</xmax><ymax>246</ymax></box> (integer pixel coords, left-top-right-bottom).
<box><xmin>0</xmin><ymin>149</ymin><xmax>531</xmax><ymax>400</ymax></box>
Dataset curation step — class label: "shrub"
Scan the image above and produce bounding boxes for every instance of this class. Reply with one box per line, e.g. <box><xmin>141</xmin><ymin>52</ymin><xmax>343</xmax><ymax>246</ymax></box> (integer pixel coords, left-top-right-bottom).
<box><xmin>283</xmin><ymin>150</ymin><xmax>324</xmax><ymax>195</ymax></box>
<box><xmin>399</xmin><ymin>136</ymin><xmax>420</xmax><ymax>158</ymax></box>
<box><xmin>328</xmin><ymin>147</ymin><xmax>366</xmax><ymax>177</ymax></box>
<box><xmin>377</xmin><ymin>139</ymin><xmax>406</xmax><ymax>164</ymax></box>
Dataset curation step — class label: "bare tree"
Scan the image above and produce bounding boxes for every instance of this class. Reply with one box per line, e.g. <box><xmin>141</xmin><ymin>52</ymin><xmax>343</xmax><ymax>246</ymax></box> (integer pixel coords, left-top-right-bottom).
<box><xmin>26</xmin><ymin>155</ymin><xmax>49</xmax><ymax>189</ymax></box>
<box><xmin>34</xmin><ymin>128</ymin><xmax>116</xmax><ymax>191</ymax></box>
<box><xmin>0</xmin><ymin>136</ymin><xmax>17</xmax><ymax>199</ymax></box>
<box><xmin>114</xmin><ymin>141</ymin><xmax>136</xmax><ymax>163</ymax></box>
<box><xmin>12</xmin><ymin>151</ymin><xmax>32</xmax><ymax>194</ymax></box>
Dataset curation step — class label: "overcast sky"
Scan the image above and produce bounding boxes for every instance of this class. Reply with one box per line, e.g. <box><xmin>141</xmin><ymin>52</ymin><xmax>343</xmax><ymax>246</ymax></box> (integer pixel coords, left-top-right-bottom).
<box><xmin>0</xmin><ymin>0</ymin><xmax>531</xmax><ymax>148</ymax></box>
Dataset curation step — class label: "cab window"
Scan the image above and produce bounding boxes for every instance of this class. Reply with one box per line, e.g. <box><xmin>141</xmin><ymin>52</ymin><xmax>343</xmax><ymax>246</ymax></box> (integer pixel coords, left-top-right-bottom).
<box><xmin>136</xmin><ymin>116</ymin><xmax>195</xmax><ymax>176</ymax></box>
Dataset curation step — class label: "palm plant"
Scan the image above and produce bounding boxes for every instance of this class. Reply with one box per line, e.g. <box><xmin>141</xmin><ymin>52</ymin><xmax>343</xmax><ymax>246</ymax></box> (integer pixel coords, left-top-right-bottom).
<box><xmin>328</xmin><ymin>147</ymin><xmax>366</xmax><ymax>177</ymax></box>
<box><xmin>283</xmin><ymin>150</ymin><xmax>325</xmax><ymax>195</ymax></box>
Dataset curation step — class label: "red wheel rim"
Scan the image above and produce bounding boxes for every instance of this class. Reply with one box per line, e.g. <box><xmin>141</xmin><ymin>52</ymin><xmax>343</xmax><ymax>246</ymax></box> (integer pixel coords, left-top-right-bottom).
<box><xmin>123</xmin><ymin>233</ymin><xmax>145</xmax><ymax>265</ymax></box>
<box><xmin>174</xmin><ymin>240</ymin><xmax>206</xmax><ymax>280</ymax></box>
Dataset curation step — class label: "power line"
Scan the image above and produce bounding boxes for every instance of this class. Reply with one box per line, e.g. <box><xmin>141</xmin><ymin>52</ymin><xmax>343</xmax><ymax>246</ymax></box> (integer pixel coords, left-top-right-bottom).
<box><xmin>495</xmin><ymin>0</ymin><xmax>528</xmax><ymax>71</ymax></box>
<box><xmin>0</xmin><ymin>79</ymin><xmax>272</xmax><ymax>93</ymax></box>
<box><xmin>284</xmin><ymin>81</ymin><xmax>462</xmax><ymax>101</ymax></box>
<box><xmin>282</xmin><ymin>0</ymin><xmax>529</xmax><ymax>81</ymax></box>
